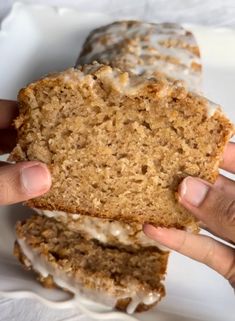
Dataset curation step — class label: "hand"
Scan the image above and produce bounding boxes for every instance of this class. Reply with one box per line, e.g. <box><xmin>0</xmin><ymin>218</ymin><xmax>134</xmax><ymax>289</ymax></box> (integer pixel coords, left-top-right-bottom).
<box><xmin>0</xmin><ymin>99</ymin><xmax>51</xmax><ymax>205</ymax></box>
<box><xmin>144</xmin><ymin>142</ymin><xmax>235</xmax><ymax>289</ymax></box>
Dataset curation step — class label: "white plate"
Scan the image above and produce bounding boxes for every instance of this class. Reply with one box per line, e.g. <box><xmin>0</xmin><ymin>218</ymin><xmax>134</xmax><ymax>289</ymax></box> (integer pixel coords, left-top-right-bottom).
<box><xmin>0</xmin><ymin>2</ymin><xmax>235</xmax><ymax>321</ymax></box>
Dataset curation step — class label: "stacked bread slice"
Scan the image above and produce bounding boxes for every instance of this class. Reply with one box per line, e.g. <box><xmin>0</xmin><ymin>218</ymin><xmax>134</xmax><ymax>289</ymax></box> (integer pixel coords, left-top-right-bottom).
<box><xmin>12</xmin><ymin>21</ymin><xmax>234</xmax><ymax>314</ymax></box>
<box><xmin>15</xmin><ymin>215</ymin><xmax>168</xmax><ymax>313</ymax></box>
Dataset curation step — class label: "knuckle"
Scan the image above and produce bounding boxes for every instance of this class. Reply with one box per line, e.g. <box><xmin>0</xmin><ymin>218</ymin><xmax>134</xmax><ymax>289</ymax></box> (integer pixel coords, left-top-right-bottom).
<box><xmin>201</xmin><ymin>238</ymin><xmax>215</xmax><ymax>267</ymax></box>
<box><xmin>224</xmin><ymin>253</ymin><xmax>235</xmax><ymax>285</ymax></box>
<box><xmin>228</xmin><ymin>273</ymin><xmax>235</xmax><ymax>289</ymax></box>
<box><xmin>223</xmin><ymin>199</ymin><xmax>235</xmax><ymax>224</ymax></box>
<box><xmin>212</xmin><ymin>194</ymin><xmax>235</xmax><ymax>226</ymax></box>
<box><xmin>229</xmin><ymin>277</ymin><xmax>235</xmax><ymax>289</ymax></box>
<box><xmin>0</xmin><ymin>180</ymin><xmax>10</xmax><ymax>204</ymax></box>
<box><xmin>0</xmin><ymin>168</ymin><xmax>21</xmax><ymax>205</ymax></box>
<box><xmin>174</xmin><ymin>231</ymin><xmax>188</xmax><ymax>252</ymax></box>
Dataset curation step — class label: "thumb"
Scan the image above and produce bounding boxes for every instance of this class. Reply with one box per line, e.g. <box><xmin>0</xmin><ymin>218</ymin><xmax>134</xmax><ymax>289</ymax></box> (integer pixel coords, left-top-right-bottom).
<box><xmin>179</xmin><ymin>176</ymin><xmax>235</xmax><ymax>243</ymax></box>
<box><xmin>0</xmin><ymin>161</ymin><xmax>51</xmax><ymax>205</ymax></box>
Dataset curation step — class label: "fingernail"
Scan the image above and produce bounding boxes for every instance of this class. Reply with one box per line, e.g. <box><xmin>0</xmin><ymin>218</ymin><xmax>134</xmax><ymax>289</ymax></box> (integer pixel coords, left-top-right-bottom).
<box><xmin>143</xmin><ymin>224</ymin><xmax>166</xmax><ymax>238</ymax></box>
<box><xmin>179</xmin><ymin>177</ymin><xmax>209</xmax><ymax>207</ymax></box>
<box><xmin>20</xmin><ymin>164</ymin><xmax>51</xmax><ymax>195</ymax></box>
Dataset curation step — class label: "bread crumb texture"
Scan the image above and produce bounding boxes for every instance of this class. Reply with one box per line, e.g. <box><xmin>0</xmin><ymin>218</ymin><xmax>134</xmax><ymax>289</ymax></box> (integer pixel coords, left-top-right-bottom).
<box><xmin>10</xmin><ymin>63</ymin><xmax>234</xmax><ymax>231</ymax></box>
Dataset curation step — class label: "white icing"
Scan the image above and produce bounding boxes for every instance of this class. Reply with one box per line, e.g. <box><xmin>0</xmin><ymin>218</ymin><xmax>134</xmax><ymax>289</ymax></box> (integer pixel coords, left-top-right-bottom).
<box><xmin>206</xmin><ymin>99</ymin><xmax>219</xmax><ymax>117</ymax></box>
<box><xmin>17</xmin><ymin>238</ymin><xmax>162</xmax><ymax>313</ymax></box>
<box><xmin>35</xmin><ymin>209</ymin><xmax>168</xmax><ymax>250</ymax></box>
<box><xmin>17</xmin><ymin>239</ymin><xmax>50</xmax><ymax>278</ymax></box>
<box><xmin>77</xmin><ymin>21</ymin><xmax>201</xmax><ymax>92</ymax></box>
<box><xmin>72</xmin><ymin>214</ymin><xmax>81</xmax><ymax>220</ymax></box>
<box><xmin>85</xmin><ymin>22</ymin><xmax>186</xmax><ymax>53</ymax></box>
<box><xmin>78</xmin><ymin>217</ymin><xmax>108</xmax><ymax>243</ymax></box>
<box><xmin>61</xmin><ymin>69</ymin><xmax>86</xmax><ymax>82</ymax></box>
<box><xmin>34</xmin><ymin>208</ymin><xmax>68</xmax><ymax>221</ymax></box>
<box><xmin>126</xmin><ymin>292</ymin><xmax>160</xmax><ymax>314</ymax></box>
<box><xmin>132</xmin><ymin>59</ymin><xmax>200</xmax><ymax>92</ymax></box>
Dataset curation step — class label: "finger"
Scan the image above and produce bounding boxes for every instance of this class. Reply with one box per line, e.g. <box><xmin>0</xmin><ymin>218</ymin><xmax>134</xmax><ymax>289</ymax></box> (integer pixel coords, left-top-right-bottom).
<box><xmin>214</xmin><ymin>174</ymin><xmax>235</xmax><ymax>198</ymax></box>
<box><xmin>220</xmin><ymin>142</ymin><xmax>235</xmax><ymax>173</ymax></box>
<box><xmin>199</xmin><ymin>224</ymin><xmax>235</xmax><ymax>246</ymax></box>
<box><xmin>178</xmin><ymin>176</ymin><xmax>235</xmax><ymax>243</ymax></box>
<box><xmin>178</xmin><ymin>174</ymin><xmax>235</xmax><ymax>196</ymax></box>
<box><xmin>0</xmin><ymin>161</ymin><xmax>51</xmax><ymax>205</ymax></box>
<box><xmin>143</xmin><ymin>225</ymin><xmax>235</xmax><ymax>288</ymax></box>
<box><xmin>0</xmin><ymin>99</ymin><xmax>18</xmax><ymax>129</ymax></box>
<box><xmin>0</xmin><ymin>161</ymin><xmax>15</xmax><ymax>168</ymax></box>
<box><xmin>0</xmin><ymin>129</ymin><xmax>17</xmax><ymax>154</ymax></box>
<box><xmin>0</xmin><ymin>162</ymin><xmax>7</xmax><ymax>167</ymax></box>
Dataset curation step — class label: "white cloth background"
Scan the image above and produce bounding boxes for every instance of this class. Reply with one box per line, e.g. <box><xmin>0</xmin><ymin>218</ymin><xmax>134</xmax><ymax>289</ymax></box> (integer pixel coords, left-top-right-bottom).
<box><xmin>1</xmin><ymin>0</ymin><xmax>235</xmax><ymax>26</ymax></box>
<box><xmin>0</xmin><ymin>0</ymin><xmax>235</xmax><ymax>320</ymax></box>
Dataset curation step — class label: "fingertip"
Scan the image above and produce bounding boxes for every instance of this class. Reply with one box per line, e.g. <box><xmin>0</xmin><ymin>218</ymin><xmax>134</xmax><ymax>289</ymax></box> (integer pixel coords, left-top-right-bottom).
<box><xmin>219</xmin><ymin>141</ymin><xmax>235</xmax><ymax>173</ymax></box>
<box><xmin>178</xmin><ymin>177</ymin><xmax>193</xmax><ymax>206</ymax></box>
<box><xmin>144</xmin><ymin>224</ymin><xmax>187</xmax><ymax>251</ymax></box>
<box><xmin>20</xmin><ymin>161</ymin><xmax>51</xmax><ymax>196</ymax></box>
<box><xmin>178</xmin><ymin>176</ymin><xmax>210</xmax><ymax>208</ymax></box>
<box><xmin>143</xmin><ymin>224</ymin><xmax>167</xmax><ymax>240</ymax></box>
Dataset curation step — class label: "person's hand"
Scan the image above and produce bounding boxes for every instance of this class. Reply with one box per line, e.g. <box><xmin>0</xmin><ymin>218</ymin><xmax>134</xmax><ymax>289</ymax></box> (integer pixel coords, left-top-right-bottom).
<box><xmin>0</xmin><ymin>99</ymin><xmax>51</xmax><ymax>205</ymax></box>
<box><xmin>143</xmin><ymin>142</ymin><xmax>235</xmax><ymax>289</ymax></box>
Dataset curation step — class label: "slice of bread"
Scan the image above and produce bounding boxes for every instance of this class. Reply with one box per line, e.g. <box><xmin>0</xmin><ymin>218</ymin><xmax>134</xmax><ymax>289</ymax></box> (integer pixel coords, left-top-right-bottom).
<box><xmin>77</xmin><ymin>21</ymin><xmax>201</xmax><ymax>92</ymax></box>
<box><xmin>15</xmin><ymin>215</ymin><xmax>168</xmax><ymax>313</ymax></box>
<box><xmin>10</xmin><ymin>63</ymin><xmax>234</xmax><ymax>230</ymax></box>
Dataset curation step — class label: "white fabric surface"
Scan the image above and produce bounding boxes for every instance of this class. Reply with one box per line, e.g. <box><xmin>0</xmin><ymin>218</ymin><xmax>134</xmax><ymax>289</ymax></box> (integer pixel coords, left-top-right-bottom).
<box><xmin>0</xmin><ymin>1</ymin><xmax>235</xmax><ymax>320</ymax></box>
<box><xmin>1</xmin><ymin>0</ymin><xmax>235</xmax><ymax>26</ymax></box>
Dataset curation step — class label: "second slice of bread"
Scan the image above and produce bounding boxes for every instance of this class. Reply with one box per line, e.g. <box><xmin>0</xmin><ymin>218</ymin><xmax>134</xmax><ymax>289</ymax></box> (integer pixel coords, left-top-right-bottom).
<box><xmin>15</xmin><ymin>215</ymin><xmax>168</xmax><ymax>313</ymax></box>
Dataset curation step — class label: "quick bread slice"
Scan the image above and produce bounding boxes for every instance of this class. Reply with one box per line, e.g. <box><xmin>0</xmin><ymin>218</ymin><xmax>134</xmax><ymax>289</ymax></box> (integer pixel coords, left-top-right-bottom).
<box><xmin>35</xmin><ymin>209</ymin><xmax>163</xmax><ymax>249</ymax></box>
<box><xmin>10</xmin><ymin>63</ymin><xmax>234</xmax><ymax>230</ymax></box>
<box><xmin>15</xmin><ymin>215</ymin><xmax>168</xmax><ymax>313</ymax></box>
<box><xmin>77</xmin><ymin>21</ymin><xmax>201</xmax><ymax>92</ymax></box>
